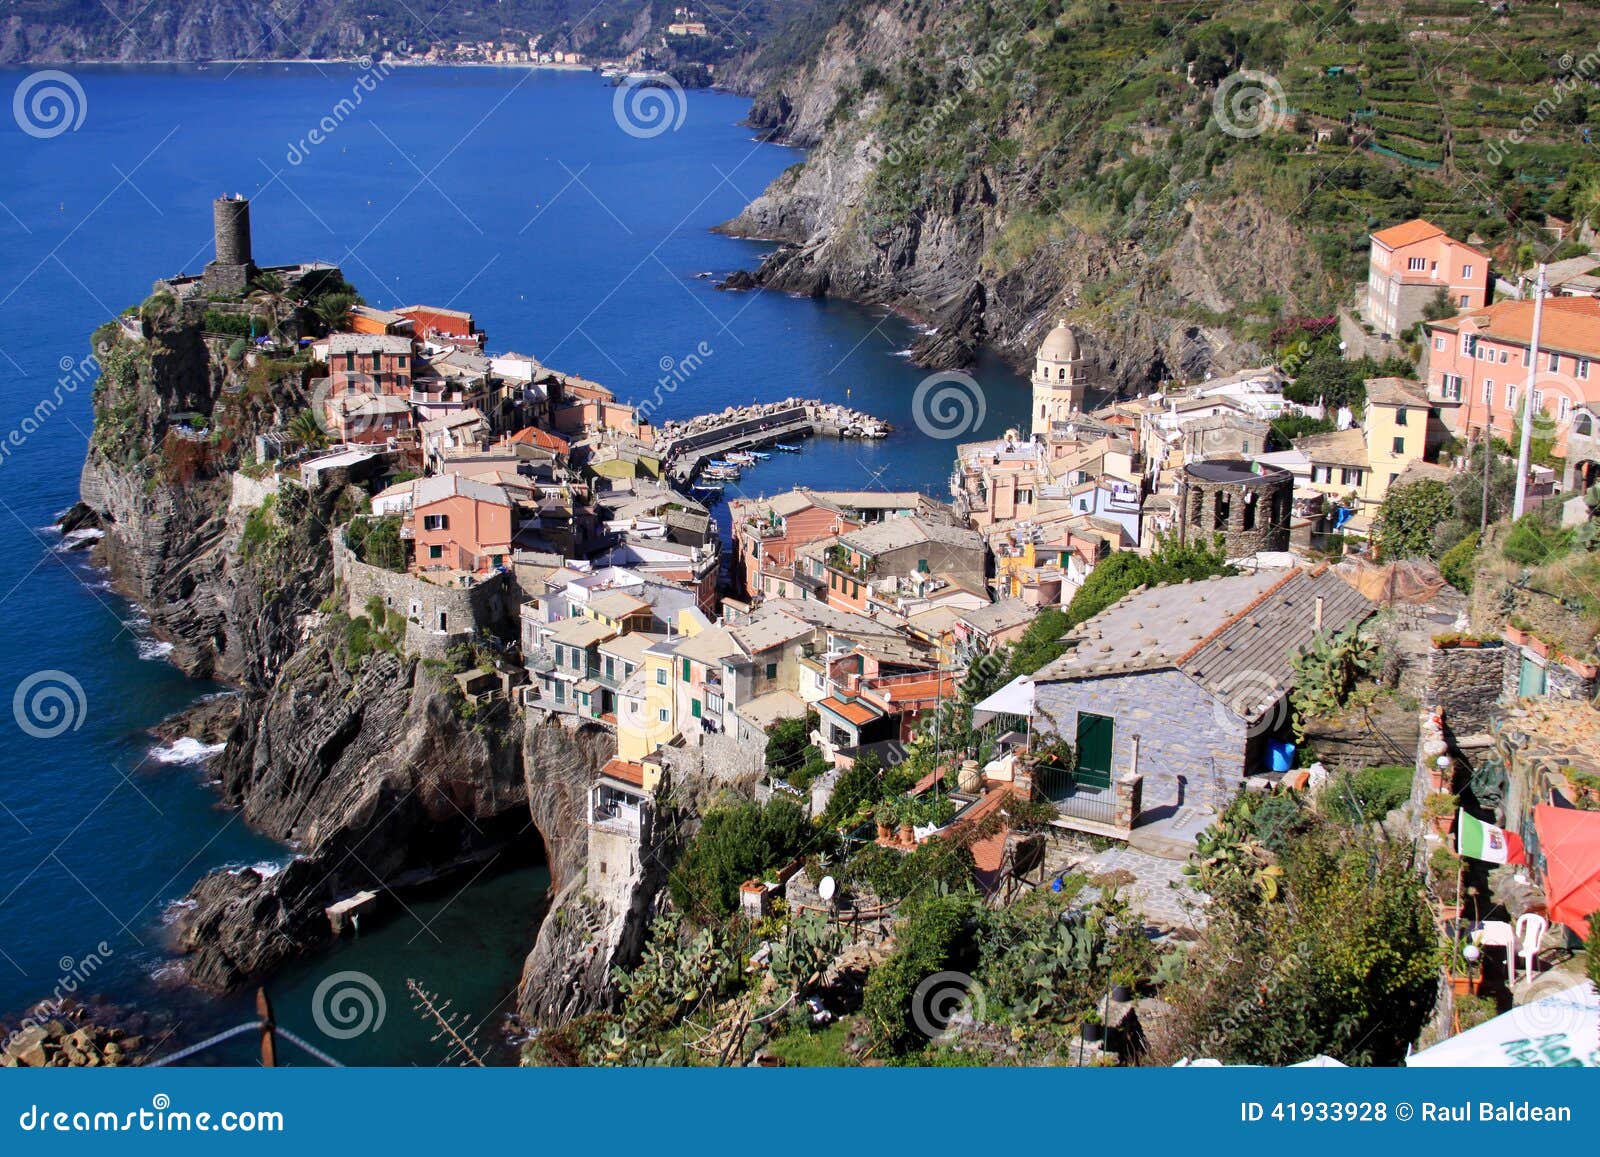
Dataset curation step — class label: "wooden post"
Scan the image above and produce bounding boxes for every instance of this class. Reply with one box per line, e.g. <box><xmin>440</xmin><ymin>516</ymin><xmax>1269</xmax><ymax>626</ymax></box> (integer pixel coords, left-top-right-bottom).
<box><xmin>256</xmin><ymin>987</ymin><xmax>277</xmax><ymax>1068</ymax></box>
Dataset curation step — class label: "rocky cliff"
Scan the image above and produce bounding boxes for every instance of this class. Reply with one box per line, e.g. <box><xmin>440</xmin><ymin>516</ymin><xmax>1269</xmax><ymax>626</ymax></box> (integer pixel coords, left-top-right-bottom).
<box><xmin>717</xmin><ymin>0</ymin><xmax>1349</xmax><ymax>388</ymax></box>
<box><xmin>74</xmin><ymin>297</ymin><xmax>617</xmax><ymax>1019</ymax></box>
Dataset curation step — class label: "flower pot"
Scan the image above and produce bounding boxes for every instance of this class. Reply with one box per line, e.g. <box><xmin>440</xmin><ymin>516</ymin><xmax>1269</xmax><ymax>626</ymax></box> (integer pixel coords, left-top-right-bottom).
<box><xmin>876</xmin><ymin>822</ymin><xmax>892</xmax><ymax>840</ymax></box>
<box><xmin>1431</xmin><ymin>816</ymin><xmax>1453</xmax><ymax>836</ymax></box>
<box><xmin>1111</xmin><ymin>984</ymin><xmax>1134</xmax><ymax>1003</ymax></box>
<box><xmin>1506</xmin><ymin>626</ymin><xmax>1530</xmax><ymax>647</ymax></box>
<box><xmin>898</xmin><ymin>823</ymin><xmax>915</xmax><ymax>844</ymax></box>
<box><xmin>1438</xmin><ymin>903</ymin><xmax>1462</xmax><ymax>922</ymax></box>
<box><xmin>1081</xmin><ymin>1022</ymin><xmax>1105</xmax><ymax>1043</ymax></box>
<box><xmin>1448</xmin><ymin>974</ymin><xmax>1474</xmax><ymax>996</ymax></box>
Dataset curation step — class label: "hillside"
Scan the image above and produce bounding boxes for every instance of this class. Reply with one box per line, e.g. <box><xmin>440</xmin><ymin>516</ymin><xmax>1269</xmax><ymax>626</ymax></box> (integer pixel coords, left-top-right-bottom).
<box><xmin>0</xmin><ymin>0</ymin><xmax>816</xmax><ymax>66</ymax></box>
<box><xmin>720</xmin><ymin>0</ymin><xmax>1600</xmax><ymax>385</ymax></box>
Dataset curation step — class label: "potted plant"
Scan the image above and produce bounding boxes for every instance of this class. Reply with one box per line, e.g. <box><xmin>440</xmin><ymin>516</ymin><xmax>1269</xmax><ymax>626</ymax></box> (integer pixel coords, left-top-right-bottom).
<box><xmin>1430</xmin><ymin>846</ymin><xmax>1463</xmax><ymax>920</ymax></box>
<box><xmin>875</xmin><ymin>805</ymin><xmax>893</xmax><ymax>841</ymax></box>
<box><xmin>1110</xmin><ymin>971</ymin><xmax>1136</xmax><ymax>1003</ymax></box>
<box><xmin>1080</xmin><ymin>1010</ymin><xmax>1105</xmax><ymax>1043</ymax></box>
<box><xmin>897</xmin><ymin>798</ymin><xmax>916</xmax><ymax>844</ymax></box>
<box><xmin>1445</xmin><ymin>937</ymin><xmax>1478</xmax><ymax>996</ymax></box>
<box><xmin>1423</xmin><ymin>792</ymin><xmax>1458</xmax><ymax>837</ymax></box>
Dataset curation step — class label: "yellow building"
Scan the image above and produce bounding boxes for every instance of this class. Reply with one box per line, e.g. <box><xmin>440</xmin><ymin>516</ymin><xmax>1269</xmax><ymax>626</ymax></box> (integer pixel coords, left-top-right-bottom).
<box><xmin>1031</xmin><ymin>319</ymin><xmax>1086</xmax><ymax>436</ymax></box>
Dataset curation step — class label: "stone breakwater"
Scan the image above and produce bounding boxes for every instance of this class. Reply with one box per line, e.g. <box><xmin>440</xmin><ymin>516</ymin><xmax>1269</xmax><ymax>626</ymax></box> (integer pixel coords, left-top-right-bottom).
<box><xmin>657</xmin><ymin>397</ymin><xmax>890</xmax><ymax>446</ymax></box>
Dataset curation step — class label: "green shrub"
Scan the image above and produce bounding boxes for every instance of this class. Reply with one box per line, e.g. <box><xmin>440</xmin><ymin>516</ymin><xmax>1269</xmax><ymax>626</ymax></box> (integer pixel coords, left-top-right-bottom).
<box><xmin>667</xmin><ymin>797</ymin><xmax>812</xmax><ymax>921</ymax></box>
<box><xmin>862</xmin><ymin>893</ymin><xmax>976</xmax><ymax>1053</ymax></box>
<box><xmin>1501</xmin><ymin>513</ymin><xmax>1574</xmax><ymax>567</ymax></box>
<box><xmin>1439</xmin><ymin>530</ymin><xmax>1480</xmax><ymax>593</ymax></box>
<box><xmin>1330</xmin><ymin>764</ymin><xmax>1414</xmax><ymax>825</ymax></box>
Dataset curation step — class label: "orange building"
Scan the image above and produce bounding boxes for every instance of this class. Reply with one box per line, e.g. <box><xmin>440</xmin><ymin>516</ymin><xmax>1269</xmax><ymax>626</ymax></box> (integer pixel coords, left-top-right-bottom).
<box><xmin>1363</xmin><ymin>218</ymin><xmax>1490</xmax><ymax>338</ymax></box>
<box><xmin>410</xmin><ymin>474</ymin><xmax>514</xmax><ymax>576</ymax></box>
<box><xmin>395</xmin><ymin>304</ymin><xmax>483</xmax><ymax>349</ymax></box>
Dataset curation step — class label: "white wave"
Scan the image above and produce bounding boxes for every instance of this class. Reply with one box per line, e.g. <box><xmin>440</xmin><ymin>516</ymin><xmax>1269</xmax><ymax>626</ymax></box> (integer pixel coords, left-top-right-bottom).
<box><xmin>137</xmin><ymin>638</ymin><xmax>175</xmax><ymax>661</ymax></box>
<box><xmin>229</xmin><ymin>858</ymin><xmax>291</xmax><ymax>880</ymax></box>
<box><xmin>150</xmin><ymin>736</ymin><xmax>225</xmax><ymax>765</ymax></box>
<box><xmin>159</xmin><ymin>898</ymin><xmax>196</xmax><ymax>927</ymax></box>
<box><xmin>891</xmin><ymin>348</ymin><xmax>915</xmax><ymax>358</ymax></box>
<box><xmin>148</xmin><ymin>959</ymin><xmax>188</xmax><ymax>986</ymax></box>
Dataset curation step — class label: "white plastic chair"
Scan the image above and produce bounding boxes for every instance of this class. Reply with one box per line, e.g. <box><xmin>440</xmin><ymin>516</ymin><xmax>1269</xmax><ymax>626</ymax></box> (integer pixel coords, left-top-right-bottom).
<box><xmin>1474</xmin><ymin>920</ymin><xmax>1518</xmax><ymax>984</ymax></box>
<box><xmin>1514</xmin><ymin>913</ymin><xmax>1548</xmax><ymax>984</ymax></box>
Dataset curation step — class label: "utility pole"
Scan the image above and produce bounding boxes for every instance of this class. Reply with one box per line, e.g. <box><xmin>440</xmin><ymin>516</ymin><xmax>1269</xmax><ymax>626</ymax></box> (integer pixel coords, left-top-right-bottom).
<box><xmin>1512</xmin><ymin>264</ymin><xmax>1548</xmax><ymax>520</ymax></box>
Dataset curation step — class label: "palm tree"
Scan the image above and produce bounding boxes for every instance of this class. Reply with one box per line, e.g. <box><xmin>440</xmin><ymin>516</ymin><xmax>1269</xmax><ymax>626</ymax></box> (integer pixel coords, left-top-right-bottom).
<box><xmin>247</xmin><ymin>272</ymin><xmax>294</xmax><ymax>341</ymax></box>
<box><xmin>286</xmin><ymin>407</ymin><xmax>327</xmax><ymax>450</ymax></box>
<box><xmin>311</xmin><ymin>290</ymin><xmax>359</xmax><ymax>333</ymax></box>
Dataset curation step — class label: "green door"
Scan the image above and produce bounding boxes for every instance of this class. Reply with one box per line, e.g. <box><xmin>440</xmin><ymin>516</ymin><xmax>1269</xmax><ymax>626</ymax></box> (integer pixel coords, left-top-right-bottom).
<box><xmin>1075</xmin><ymin>712</ymin><xmax>1114</xmax><ymax>788</ymax></box>
<box><xmin>1519</xmin><ymin>657</ymin><xmax>1547</xmax><ymax>699</ymax></box>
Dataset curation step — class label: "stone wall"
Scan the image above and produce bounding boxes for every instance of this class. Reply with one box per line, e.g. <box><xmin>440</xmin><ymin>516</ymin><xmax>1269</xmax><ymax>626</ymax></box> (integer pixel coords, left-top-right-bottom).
<box><xmin>331</xmin><ymin>526</ymin><xmax>514</xmax><ymax>659</ymax></box>
<box><xmin>1501</xmin><ymin>641</ymin><xmax>1599</xmax><ymax>704</ymax></box>
<box><xmin>1033</xmin><ymin>667</ymin><xmax>1249</xmax><ymax>813</ymax></box>
<box><xmin>228</xmin><ymin>471</ymin><xmax>279</xmax><ymax>514</ymax></box>
<box><xmin>1424</xmin><ymin>642</ymin><xmax>1509</xmax><ymax>736</ymax></box>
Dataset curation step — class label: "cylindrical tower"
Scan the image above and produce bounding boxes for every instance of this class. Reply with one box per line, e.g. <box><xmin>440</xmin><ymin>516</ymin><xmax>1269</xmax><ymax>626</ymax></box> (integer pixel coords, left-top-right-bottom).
<box><xmin>213</xmin><ymin>195</ymin><xmax>253</xmax><ymax>268</ymax></box>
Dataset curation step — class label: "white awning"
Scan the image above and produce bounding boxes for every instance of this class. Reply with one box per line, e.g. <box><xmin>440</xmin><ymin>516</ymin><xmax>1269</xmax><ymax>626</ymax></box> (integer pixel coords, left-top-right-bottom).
<box><xmin>1406</xmin><ymin>983</ymin><xmax>1598</xmax><ymax>1067</ymax></box>
<box><xmin>972</xmin><ymin>674</ymin><xmax>1035</xmax><ymax>727</ymax></box>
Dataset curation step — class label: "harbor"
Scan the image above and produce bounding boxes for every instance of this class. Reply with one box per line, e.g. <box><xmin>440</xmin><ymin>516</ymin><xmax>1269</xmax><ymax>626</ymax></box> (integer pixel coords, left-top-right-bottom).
<box><xmin>660</xmin><ymin>398</ymin><xmax>890</xmax><ymax>487</ymax></box>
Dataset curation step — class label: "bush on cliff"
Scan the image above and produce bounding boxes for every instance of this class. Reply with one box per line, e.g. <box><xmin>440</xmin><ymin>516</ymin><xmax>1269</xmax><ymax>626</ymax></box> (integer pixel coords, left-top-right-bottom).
<box><xmin>668</xmin><ymin>797</ymin><xmax>812</xmax><ymax>921</ymax></box>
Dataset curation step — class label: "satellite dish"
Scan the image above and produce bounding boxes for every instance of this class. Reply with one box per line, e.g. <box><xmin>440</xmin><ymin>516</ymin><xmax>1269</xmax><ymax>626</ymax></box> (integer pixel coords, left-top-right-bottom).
<box><xmin>818</xmin><ymin>875</ymin><xmax>837</xmax><ymax>903</ymax></box>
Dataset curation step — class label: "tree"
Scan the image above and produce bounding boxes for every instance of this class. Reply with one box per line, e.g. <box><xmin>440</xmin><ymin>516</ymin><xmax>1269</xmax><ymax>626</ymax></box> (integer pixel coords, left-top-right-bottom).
<box><xmin>311</xmin><ymin>290</ymin><xmax>359</xmax><ymax>333</ymax></box>
<box><xmin>1284</xmin><ymin>347</ymin><xmax>1366</xmax><ymax>410</ymax></box>
<box><xmin>246</xmin><ymin>271</ymin><xmax>294</xmax><ymax>339</ymax></box>
<box><xmin>1005</xmin><ymin>606</ymin><xmax>1071</xmax><ymax>676</ymax></box>
<box><xmin>668</xmin><ymin>797</ymin><xmax>811</xmax><ymax>921</ymax></box>
<box><xmin>1377</xmin><ymin>479</ymin><xmax>1455</xmax><ymax>559</ymax></box>
<box><xmin>1268</xmin><ymin>413</ymin><xmax>1335</xmax><ymax>451</ymax></box>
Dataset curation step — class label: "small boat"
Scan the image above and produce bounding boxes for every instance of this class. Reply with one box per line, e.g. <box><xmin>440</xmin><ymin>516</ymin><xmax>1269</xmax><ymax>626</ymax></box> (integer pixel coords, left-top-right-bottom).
<box><xmin>726</xmin><ymin>451</ymin><xmax>758</xmax><ymax>466</ymax></box>
<box><xmin>707</xmin><ymin>458</ymin><xmax>738</xmax><ymax>469</ymax></box>
<box><xmin>702</xmin><ymin>466</ymin><xmax>742</xmax><ymax>481</ymax></box>
<box><xmin>692</xmin><ymin>483</ymin><xmax>723</xmax><ymax>495</ymax></box>
<box><xmin>749</xmin><ymin>450</ymin><xmax>771</xmax><ymax>460</ymax></box>
<box><xmin>774</xmin><ymin>443</ymin><xmax>802</xmax><ymax>453</ymax></box>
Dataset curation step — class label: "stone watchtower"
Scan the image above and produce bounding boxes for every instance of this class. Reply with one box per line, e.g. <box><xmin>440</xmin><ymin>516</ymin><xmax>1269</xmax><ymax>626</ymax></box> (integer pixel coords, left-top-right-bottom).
<box><xmin>1031</xmin><ymin>318</ymin><xmax>1086</xmax><ymax>436</ymax></box>
<box><xmin>1178</xmin><ymin>460</ymin><xmax>1293</xmax><ymax>556</ymax></box>
<box><xmin>201</xmin><ymin>194</ymin><xmax>257</xmax><ymax>295</ymax></box>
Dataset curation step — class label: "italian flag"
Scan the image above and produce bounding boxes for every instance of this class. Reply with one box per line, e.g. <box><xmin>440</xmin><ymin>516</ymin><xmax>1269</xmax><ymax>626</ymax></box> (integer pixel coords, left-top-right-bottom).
<box><xmin>1457</xmin><ymin>810</ymin><xmax>1526</xmax><ymax>864</ymax></box>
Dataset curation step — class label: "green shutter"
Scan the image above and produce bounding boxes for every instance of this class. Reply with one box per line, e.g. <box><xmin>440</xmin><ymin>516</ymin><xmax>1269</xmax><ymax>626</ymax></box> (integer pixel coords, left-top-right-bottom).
<box><xmin>1075</xmin><ymin>712</ymin><xmax>1114</xmax><ymax>788</ymax></box>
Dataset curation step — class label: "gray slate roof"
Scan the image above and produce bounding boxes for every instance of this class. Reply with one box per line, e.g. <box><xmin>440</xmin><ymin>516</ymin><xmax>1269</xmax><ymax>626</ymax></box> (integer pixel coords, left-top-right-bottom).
<box><xmin>1035</xmin><ymin>567</ymin><xmax>1374</xmax><ymax>723</ymax></box>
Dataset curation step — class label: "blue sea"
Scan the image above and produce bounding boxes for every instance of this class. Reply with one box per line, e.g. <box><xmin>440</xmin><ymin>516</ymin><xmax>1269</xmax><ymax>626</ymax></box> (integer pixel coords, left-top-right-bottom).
<box><xmin>0</xmin><ymin>63</ymin><xmax>1029</xmax><ymax>1064</ymax></box>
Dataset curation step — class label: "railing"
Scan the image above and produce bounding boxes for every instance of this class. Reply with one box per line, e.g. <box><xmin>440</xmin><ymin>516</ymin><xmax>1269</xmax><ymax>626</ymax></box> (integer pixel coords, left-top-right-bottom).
<box><xmin>1050</xmin><ymin>784</ymin><xmax>1119</xmax><ymax>825</ymax></box>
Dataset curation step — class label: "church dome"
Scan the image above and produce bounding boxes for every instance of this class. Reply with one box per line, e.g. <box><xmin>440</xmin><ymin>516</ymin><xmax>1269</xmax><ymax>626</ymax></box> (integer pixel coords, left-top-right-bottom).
<box><xmin>1038</xmin><ymin>319</ymin><xmax>1078</xmax><ymax>364</ymax></box>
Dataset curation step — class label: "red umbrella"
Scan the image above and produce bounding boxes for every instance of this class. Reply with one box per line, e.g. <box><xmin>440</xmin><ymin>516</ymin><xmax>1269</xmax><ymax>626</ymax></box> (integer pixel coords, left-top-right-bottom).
<box><xmin>1535</xmin><ymin>804</ymin><xmax>1600</xmax><ymax>939</ymax></box>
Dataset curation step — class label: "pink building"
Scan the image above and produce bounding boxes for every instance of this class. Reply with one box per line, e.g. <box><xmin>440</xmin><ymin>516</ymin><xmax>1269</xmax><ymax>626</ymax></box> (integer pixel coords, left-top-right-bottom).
<box><xmin>1363</xmin><ymin>219</ymin><xmax>1490</xmax><ymax>338</ymax></box>
<box><xmin>1423</xmin><ymin>296</ymin><xmax>1600</xmax><ymax>441</ymax></box>
<box><xmin>410</xmin><ymin>474</ymin><xmax>513</xmax><ymax>576</ymax></box>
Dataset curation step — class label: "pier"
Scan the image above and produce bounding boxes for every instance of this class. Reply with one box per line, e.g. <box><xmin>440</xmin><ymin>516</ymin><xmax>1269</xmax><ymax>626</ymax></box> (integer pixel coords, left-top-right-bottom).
<box><xmin>659</xmin><ymin>399</ymin><xmax>890</xmax><ymax>484</ymax></box>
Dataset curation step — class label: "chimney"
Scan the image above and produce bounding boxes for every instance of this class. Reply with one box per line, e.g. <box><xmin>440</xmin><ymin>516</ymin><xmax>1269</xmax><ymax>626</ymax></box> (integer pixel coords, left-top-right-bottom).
<box><xmin>1314</xmin><ymin>595</ymin><xmax>1325</xmax><ymax>633</ymax></box>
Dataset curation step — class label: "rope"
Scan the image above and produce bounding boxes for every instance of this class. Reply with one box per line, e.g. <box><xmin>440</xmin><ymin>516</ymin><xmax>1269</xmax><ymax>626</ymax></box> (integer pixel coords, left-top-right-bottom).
<box><xmin>148</xmin><ymin>1021</ymin><xmax>260</xmax><ymax>1067</ymax></box>
<box><xmin>148</xmin><ymin>1020</ymin><xmax>343</xmax><ymax>1068</ymax></box>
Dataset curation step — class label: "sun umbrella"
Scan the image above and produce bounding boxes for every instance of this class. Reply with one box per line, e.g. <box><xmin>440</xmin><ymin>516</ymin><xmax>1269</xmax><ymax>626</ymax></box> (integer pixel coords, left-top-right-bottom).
<box><xmin>1535</xmin><ymin>804</ymin><xmax>1600</xmax><ymax>939</ymax></box>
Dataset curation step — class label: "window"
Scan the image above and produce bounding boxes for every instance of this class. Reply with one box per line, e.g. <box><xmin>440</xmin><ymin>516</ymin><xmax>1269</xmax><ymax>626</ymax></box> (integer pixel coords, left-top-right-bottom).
<box><xmin>1499</xmin><ymin>350</ymin><xmax>1509</xmax><ymax>364</ymax></box>
<box><xmin>765</xmin><ymin>662</ymin><xmax>778</xmax><ymax>679</ymax></box>
<box><xmin>437</xmin><ymin>611</ymin><xmax>448</xmax><ymax>631</ymax></box>
<box><xmin>1408</xmin><ymin>256</ymin><xmax>1426</xmax><ymax>271</ymax></box>
<box><xmin>1507</xmin><ymin>385</ymin><xmax>1519</xmax><ymax>411</ymax></box>
<box><xmin>428</xmin><ymin>544</ymin><xmax>442</xmax><ymax>559</ymax></box>
<box><xmin>604</xmin><ymin>656</ymin><xmax>614</xmax><ymax>680</ymax></box>
<box><xmin>655</xmin><ymin>668</ymin><xmax>666</xmax><ymax>685</ymax></box>
<box><xmin>1558</xmin><ymin>396</ymin><xmax>1571</xmax><ymax>421</ymax></box>
<box><xmin>1579</xmin><ymin>359</ymin><xmax>1591</xmax><ymax>381</ymax></box>
<box><xmin>681</xmin><ymin>658</ymin><xmax>691</xmax><ymax>682</ymax></box>
<box><xmin>423</xmin><ymin>513</ymin><xmax>449</xmax><ymax>531</ymax></box>
<box><xmin>657</xmin><ymin>708</ymin><xmax>669</xmax><ymax>722</ymax></box>
<box><xmin>1462</xmin><ymin>263</ymin><xmax>1474</xmax><ymax>279</ymax></box>
<box><xmin>1459</xmin><ymin>295</ymin><xmax>1469</xmax><ymax>307</ymax></box>
<box><xmin>1549</xmin><ymin>352</ymin><xmax>1561</xmax><ymax>373</ymax></box>
<box><xmin>1393</xmin><ymin>436</ymin><xmax>1405</xmax><ymax>454</ymax></box>
<box><xmin>1341</xmin><ymin>468</ymin><xmax>1362</xmax><ymax>486</ymax></box>
<box><xmin>1395</xmin><ymin>407</ymin><xmax>1408</xmax><ymax>426</ymax></box>
<box><xmin>1484</xmin><ymin>379</ymin><xmax>1494</xmax><ymax>404</ymax></box>
<box><xmin>691</xmin><ymin>699</ymin><xmax>702</xmax><ymax>719</ymax></box>
<box><xmin>1461</xmin><ymin>333</ymin><xmax>1475</xmax><ymax>356</ymax></box>
<box><xmin>1434</xmin><ymin>335</ymin><xmax>1446</xmax><ymax>351</ymax></box>
<box><xmin>1532</xmin><ymin>389</ymin><xmax>1544</xmax><ymax>411</ymax></box>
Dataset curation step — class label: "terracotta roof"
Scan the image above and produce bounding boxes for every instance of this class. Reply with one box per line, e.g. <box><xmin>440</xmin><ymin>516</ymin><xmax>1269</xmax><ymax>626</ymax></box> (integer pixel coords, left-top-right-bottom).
<box><xmin>1371</xmin><ymin>218</ymin><xmax>1445</xmax><ymax>248</ymax></box>
<box><xmin>818</xmin><ymin>696</ymin><xmax>881</xmax><ymax>726</ymax></box>
<box><xmin>1364</xmin><ymin>377</ymin><xmax>1430</xmax><ymax>408</ymax></box>
<box><xmin>600</xmin><ymin>758</ymin><xmax>645</xmax><ymax>787</ymax></box>
<box><xmin>508</xmin><ymin>426</ymin><xmax>570</xmax><ymax>453</ymax></box>
<box><xmin>1428</xmin><ymin>295</ymin><xmax>1600</xmax><ymax>359</ymax></box>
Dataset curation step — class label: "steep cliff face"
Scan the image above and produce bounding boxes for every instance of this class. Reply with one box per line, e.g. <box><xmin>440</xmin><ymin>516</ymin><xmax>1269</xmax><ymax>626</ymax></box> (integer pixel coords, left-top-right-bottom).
<box><xmin>719</xmin><ymin>0</ymin><xmax>1329</xmax><ymax>387</ymax></box>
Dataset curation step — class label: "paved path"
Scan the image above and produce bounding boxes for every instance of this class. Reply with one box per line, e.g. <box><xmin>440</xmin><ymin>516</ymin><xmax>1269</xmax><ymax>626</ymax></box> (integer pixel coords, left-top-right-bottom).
<box><xmin>1042</xmin><ymin>844</ymin><xmax>1207</xmax><ymax>932</ymax></box>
